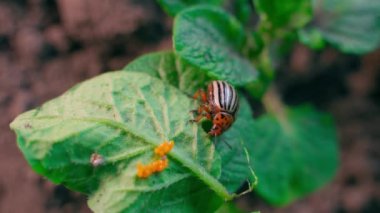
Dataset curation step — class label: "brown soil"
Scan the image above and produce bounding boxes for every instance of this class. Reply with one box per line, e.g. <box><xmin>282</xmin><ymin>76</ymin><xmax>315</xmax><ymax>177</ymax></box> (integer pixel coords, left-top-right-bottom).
<box><xmin>0</xmin><ymin>1</ymin><xmax>379</xmax><ymax>212</ymax></box>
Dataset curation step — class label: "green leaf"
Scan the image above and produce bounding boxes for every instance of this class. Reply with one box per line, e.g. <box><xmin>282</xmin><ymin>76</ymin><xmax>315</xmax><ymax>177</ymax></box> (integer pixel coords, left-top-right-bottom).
<box><xmin>233</xmin><ymin>0</ymin><xmax>253</xmax><ymax>25</ymax></box>
<box><xmin>123</xmin><ymin>51</ymin><xmax>211</xmax><ymax>95</ymax></box>
<box><xmin>10</xmin><ymin>71</ymin><xmax>235</xmax><ymax>212</ymax></box>
<box><xmin>249</xmin><ymin>105</ymin><xmax>339</xmax><ymax>205</ymax></box>
<box><xmin>243</xmin><ymin>73</ymin><xmax>272</xmax><ymax>99</ymax></box>
<box><xmin>157</xmin><ymin>0</ymin><xmax>224</xmax><ymax>16</ymax></box>
<box><xmin>90</xmin><ymin>175</ymin><xmax>223</xmax><ymax>212</ymax></box>
<box><xmin>173</xmin><ymin>5</ymin><xmax>259</xmax><ymax>86</ymax></box>
<box><xmin>124</xmin><ymin>51</ymin><xmax>257</xmax><ymax>192</ymax></box>
<box><xmin>215</xmin><ymin>202</ymin><xmax>245</xmax><ymax>213</ymax></box>
<box><xmin>254</xmin><ymin>0</ymin><xmax>312</xmax><ymax>33</ymax></box>
<box><xmin>217</xmin><ymin>97</ymin><xmax>257</xmax><ymax>193</ymax></box>
<box><xmin>246</xmin><ymin>31</ymin><xmax>265</xmax><ymax>58</ymax></box>
<box><xmin>298</xmin><ymin>28</ymin><xmax>326</xmax><ymax>50</ymax></box>
<box><xmin>299</xmin><ymin>0</ymin><xmax>380</xmax><ymax>54</ymax></box>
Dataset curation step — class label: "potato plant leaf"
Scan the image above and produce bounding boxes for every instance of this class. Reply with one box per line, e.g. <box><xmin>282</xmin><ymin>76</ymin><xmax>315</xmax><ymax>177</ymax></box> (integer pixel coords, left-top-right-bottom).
<box><xmin>157</xmin><ymin>0</ymin><xmax>224</xmax><ymax>16</ymax></box>
<box><xmin>173</xmin><ymin>6</ymin><xmax>259</xmax><ymax>86</ymax></box>
<box><xmin>298</xmin><ymin>28</ymin><xmax>326</xmax><ymax>50</ymax></box>
<box><xmin>217</xmin><ymin>97</ymin><xmax>257</xmax><ymax>193</ymax></box>
<box><xmin>10</xmin><ymin>71</ymin><xmax>236</xmax><ymax>212</ymax></box>
<box><xmin>254</xmin><ymin>0</ymin><xmax>312</xmax><ymax>33</ymax></box>
<box><xmin>124</xmin><ymin>51</ymin><xmax>258</xmax><ymax>193</ymax></box>
<box><xmin>215</xmin><ymin>202</ymin><xmax>245</xmax><ymax>213</ymax></box>
<box><xmin>233</xmin><ymin>0</ymin><xmax>253</xmax><ymax>26</ymax></box>
<box><xmin>123</xmin><ymin>51</ymin><xmax>211</xmax><ymax>95</ymax></box>
<box><xmin>250</xmin><ymin>105</ymin><xmax>338</xmax><ymax>205</ymax></box>
<box><xmin>299</xmin><ymin>0</ymin><xmax>380</xmax><ymax>54</ymax></box>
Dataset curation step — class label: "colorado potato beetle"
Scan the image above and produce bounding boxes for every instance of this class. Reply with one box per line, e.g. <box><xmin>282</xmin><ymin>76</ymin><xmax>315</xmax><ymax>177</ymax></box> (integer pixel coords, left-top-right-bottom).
<box><xmin>191</xmin><ymin>80</ymin><xmax>239</xmax><ymax>136</ymax></box>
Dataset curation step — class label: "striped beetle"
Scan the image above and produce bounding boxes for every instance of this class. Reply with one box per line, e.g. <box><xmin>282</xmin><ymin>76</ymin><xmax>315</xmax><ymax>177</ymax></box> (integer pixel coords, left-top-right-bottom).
<box><xmin>191</xmin><ymin>80</ymin><xmax>239</xmax><ymax>136</ymax></box>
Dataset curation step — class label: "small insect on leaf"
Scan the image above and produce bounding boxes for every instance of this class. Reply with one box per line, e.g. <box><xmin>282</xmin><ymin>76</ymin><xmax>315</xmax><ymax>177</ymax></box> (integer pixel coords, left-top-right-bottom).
<box><xmin>90</xmin><ymin>153</ymin><xmax>104</xmax><ymax>167</ymax></box>
<box><xmin>191</xmin><ymin>81</ymin><xmax>239</xmax><ymax>136</ymax></box>
<box><xmin>154</xmin><ymin>140</ymin><xmax>174</xmax><ymax>157</ymax></box>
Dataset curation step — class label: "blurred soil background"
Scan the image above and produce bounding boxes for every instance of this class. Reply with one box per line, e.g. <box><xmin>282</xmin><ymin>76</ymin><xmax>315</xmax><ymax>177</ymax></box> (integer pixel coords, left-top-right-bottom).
<box><xmin>0</xmin><ymin>0</ymin><xmax>379</xmax><ymax>212</ymax></box>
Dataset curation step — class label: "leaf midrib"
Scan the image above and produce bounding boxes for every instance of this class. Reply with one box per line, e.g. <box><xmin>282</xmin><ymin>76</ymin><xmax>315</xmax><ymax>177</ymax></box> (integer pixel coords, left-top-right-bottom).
<box><xmin>116</xmin><ymin>174</ymin><xmax>191</xmax><ymax>193</ymax></box>
<box><xmin>15</xmin><ymin>115</ymin><xmax>233</xmax><ymax>200</ymax></box>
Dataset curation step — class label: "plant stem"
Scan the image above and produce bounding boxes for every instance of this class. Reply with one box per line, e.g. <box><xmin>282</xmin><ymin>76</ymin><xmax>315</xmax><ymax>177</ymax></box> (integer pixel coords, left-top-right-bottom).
<box><xmin>257</xmin><ymin>48</ymin><xmax>275</xmax><ymax>80</ymax></box>
<box><xmin>253</xmin><ymin>24</ymin><xmax>289</xmax><ymax>129</ymax></box>
<box><xmin>262</xmin><ymin>86</ymin><xmax>291</xmax><ymax>131</ymax></box>
<box><xmin>262</xmin><ymin>86</ymin><xmax>285</xmax><ymax>115</ymax></box>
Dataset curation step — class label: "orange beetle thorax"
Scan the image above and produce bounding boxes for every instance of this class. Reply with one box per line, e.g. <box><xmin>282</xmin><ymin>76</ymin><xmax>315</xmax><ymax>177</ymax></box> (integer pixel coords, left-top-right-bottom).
<box><xmin>209</xmin><ymin>112</ymin><xmax>234</xmax><ymax>136</ymax></box>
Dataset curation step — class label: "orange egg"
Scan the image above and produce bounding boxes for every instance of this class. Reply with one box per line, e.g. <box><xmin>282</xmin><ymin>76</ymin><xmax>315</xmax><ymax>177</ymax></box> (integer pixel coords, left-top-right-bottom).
<box><xmin>136</xmin><ymin>140</ymin><xmax>174</xmax><ymax>179</ymax></box>
<box><xmin>154</xmin><ymin>141</ymin><xmax>174</xmax><ymax>157</ymax></box>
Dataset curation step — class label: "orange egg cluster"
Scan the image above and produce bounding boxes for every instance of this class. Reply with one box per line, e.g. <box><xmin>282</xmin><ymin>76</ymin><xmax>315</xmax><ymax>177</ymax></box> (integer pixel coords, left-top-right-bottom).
<box><xmin>136</xmin><ymin>141</ymin><xmax>174</xmax><ymax>179</ymax></box>
<box><xmin>154</xmin><ymin>140</ymin><xmax>174</xmax><ymax>157</ymax></box>
<box><xmin>136</xmin><ymin>157</ymin><xmax>168</xmax><ymax>178</ymax></box>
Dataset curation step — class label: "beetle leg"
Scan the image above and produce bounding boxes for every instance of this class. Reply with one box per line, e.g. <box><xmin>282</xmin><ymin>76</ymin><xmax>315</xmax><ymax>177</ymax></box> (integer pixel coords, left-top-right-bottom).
<box><xmin>204</xmin><ymin>104</ymin><xmax>211</xmax><ymax>113</ymax></box>
<box><xmin>190</xmin><ymin>104</ymin><xmax>211</xmax><ymax>122</ymax></box>
<box><xmin>190</xmin><ymin>103</ymin><xmax>209</xmax><ymax>114</ymax></box>
<box><xmin>189</xmin><ymin>114</ymin><xmax>204</xmax><ymax>123</ymax></box>
<box><xmin>189</xmin><ymin>109</ymin><xmax>198</xmax><ymax>114</ymax></box>
<box><xmin>204</xmin><ymin>112</ymin><xmax>212</xmax><ymax>120</ymax></box>
<box><xmin>189</xmin><ymin>105</ymin><xmax>204</xmax><ymax>115</ymax></box>
<box><xmin>202</xmin><ymin>104</ymin><xmax>213</xmax><ymax>120</ymax></box>
<box><xmin>193</xmin><ymin>89</ymin><xmax>207</xmax><ymax>103</ymax></box>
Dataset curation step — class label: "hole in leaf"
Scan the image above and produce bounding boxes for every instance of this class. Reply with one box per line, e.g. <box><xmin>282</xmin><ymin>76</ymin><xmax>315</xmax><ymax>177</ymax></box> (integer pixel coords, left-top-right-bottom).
<box><xmin>201</xmin><ymin>120</ymin><xmax>212</xmax><ymax>133</ymax></box>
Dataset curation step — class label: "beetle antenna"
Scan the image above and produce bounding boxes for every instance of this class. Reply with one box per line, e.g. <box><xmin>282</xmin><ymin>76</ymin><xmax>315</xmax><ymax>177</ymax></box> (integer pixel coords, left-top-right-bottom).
<box><xmin>221</xmin><ymin>138</ymin><xmax>232</xmax><ymax>149</ymax></box>
<box><xmin>211</xmin><ymin>136</ymin><xmax>232</xmax><ymax>149</ymax></box>
<box><xmin>186</xmin><ymin>93</ymin><xmax>194</xmax><ymax>99</ymax></box>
